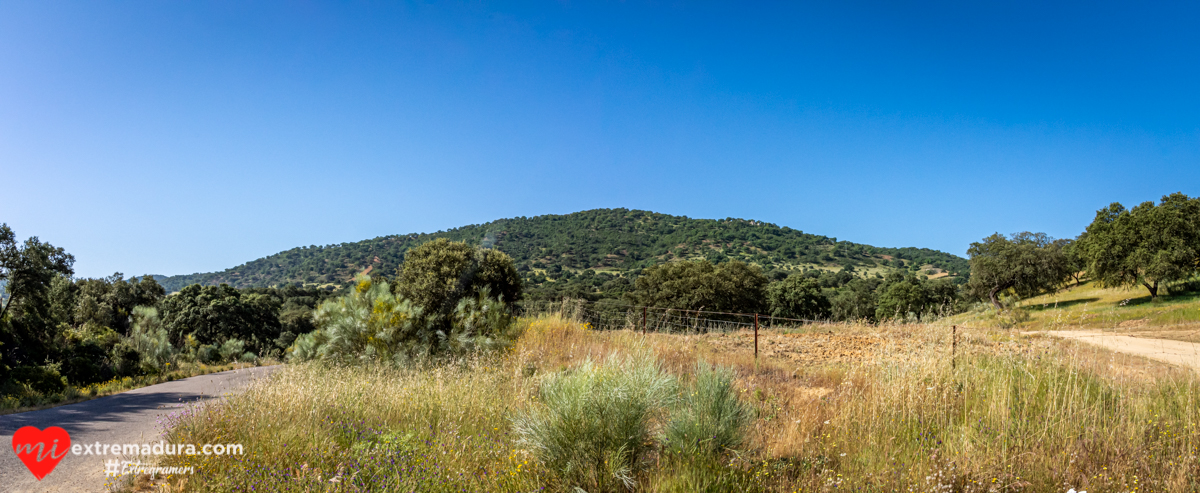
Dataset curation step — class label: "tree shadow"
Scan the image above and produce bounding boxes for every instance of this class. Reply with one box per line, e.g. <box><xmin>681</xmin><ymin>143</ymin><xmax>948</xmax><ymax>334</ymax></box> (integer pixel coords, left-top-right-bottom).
<box><xmin>1122</xmin><ymin>289</ymin><xmax>1200</xmax><ymax>307</ymax></box>
<box><xmin>0</xmin><ymin>390</ymin><xmax>212</xmax><ymax>435</ymax></box>
<box><xmin>1024</xmin><ymin>297</ymin><xmax>1100</xmax><ymax>311</ymax></box>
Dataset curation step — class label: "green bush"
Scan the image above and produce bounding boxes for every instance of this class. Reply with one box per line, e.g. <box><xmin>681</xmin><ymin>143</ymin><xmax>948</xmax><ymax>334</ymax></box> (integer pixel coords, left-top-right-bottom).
<box><xmin>394</xmin><ymin>238</ymin><xmax>523</xmax><ymax>330</ymax></box>
<box><xmin>4</xmin><ymin>366</ymin><xmax>67</xmax><ymax>395</ymax></box>
<box><xmin>218</xmin><ymin>339</ymin><xmax>245</xmax><ymax>363</ymax></box>
<box><xmin>662</xmin><ymin>361</ymin><xmax>752</xmax><ymax>457</ymax></box>
<box><xmin>197</xmin><ymin>344</ymin><xmax>221</xmax><ymax>364</ymax></box>
<box><xmin>512</xmin><ymin>352</ymin><xmax>676</xmax><ymax>492</ymax></box>
<box><xmin>110</xmin><ymin>342</ymin><xmax>143</xmax><ymax>377</ymax></box>
<box><xmin>294</xmin><ymin>276</ymin><xmax>427</xmax><ymax>363</ymax></box>
<box><xmin>447</xmin><ymin>287</ymin><xmax>519</xmax><ymax>353</ymax></box>
<box><xmin>129</xmin><ymin>306</ymin><xmax>175</xmax><ymax>371</ymax></box>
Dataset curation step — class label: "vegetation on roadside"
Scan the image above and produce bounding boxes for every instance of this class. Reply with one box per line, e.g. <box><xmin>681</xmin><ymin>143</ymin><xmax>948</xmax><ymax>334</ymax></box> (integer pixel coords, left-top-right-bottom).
<box><xmin>155</xmin><ymin>314</ymin><xmax>1200</xmax><ymax>492</ymax></box>
<box><xmin>947</xmin><ymin>278</ymin><xmax>1200</xmax><ymax>332</ymax></box>
<box><xmin>0</xmin><ymin>224</ymin><xmax>302</xmax><ymax>409</ymax></box>
<box><xmin>963</xmin><ymin>192</ymin><xmax>1200</xmax><ymax>323</ymax></box>
<box><xmin>289</xmin><ymin>238</ymin><xmax>524</xmax><ymax>362</ymax></box>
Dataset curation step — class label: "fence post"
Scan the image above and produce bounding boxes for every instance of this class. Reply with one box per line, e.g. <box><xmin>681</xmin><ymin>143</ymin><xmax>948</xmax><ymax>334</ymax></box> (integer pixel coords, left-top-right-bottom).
<box><xmin>754</xmin><ymin>313</ymin><xmax>759</xmax><ymax>360</ymax></box>
<box><xmin>952</xmin><ymin>325</ymin><xmax>957</xmax><ymax>369</ymax></box>
<box><xmin>643</xmin><ymin>306</ymin><xmax>647</xmax><ymax>336</ymax></box>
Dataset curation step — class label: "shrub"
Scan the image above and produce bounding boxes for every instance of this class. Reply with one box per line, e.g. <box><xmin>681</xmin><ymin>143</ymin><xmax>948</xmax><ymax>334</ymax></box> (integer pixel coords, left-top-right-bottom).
<box><xmin>447</xmin><ymin>287</ymin><xmax>518</xmax><ymax>353</ymax></box>
<box><xmin>662</xmin><ymin>361</ymin><xmax>752</xmax><ymax>457</ymax></box>
<box><xmin>218</xmin><ymin>339</ymin><xmax>245</xmax><ymax>363</ymax></box>
<box><xmin>109</xmin><ymin>342</ymin><xmax>143</xmax><ymax>377</ymax></box>
<box><xmin>239</xmin><ymin>351</ymin><xmax>257</xmax><ymax>363</ymax></box>
<box><xmin>197</xmin><ymin>344</ymin><xmax>221</xmax><ymax>364</ymax></box>
<box><xmin>129</xmin><ymin>306</ymin><xmax>175</xmax><ymax>371</ymax></box>
<box><xmin>4</xmin><ymin>366</ymin><xmax>67</xmax><ymax>394</ymax></box>
<box><xmin>512</xmin><ymin>351</ymin><xmax>676</xmax><ymax>492</ymax></box>
<box><xmin>288</xmin><ymin>330</ymin><xmax>327</xmax><ymax>362</ymax></box>
<box><xmin>296</xmin><ymin>276</ymin><xmax>427</xmax><ymax>363</ymax></box>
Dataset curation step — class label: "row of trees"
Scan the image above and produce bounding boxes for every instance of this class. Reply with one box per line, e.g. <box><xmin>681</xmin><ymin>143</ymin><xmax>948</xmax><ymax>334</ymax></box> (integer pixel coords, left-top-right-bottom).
<box><xmin>967</xmin><ymin>192</ymin><xmax>1200</xmax><ymax>308</ymax></box>
<box><xmin>3</xmin><ymin>227</ymin><xmax>525</xmax><ymax>397</ymax></box>
<box><xmin>0</xmin><ymin>223</ymin><xmax>336</xmax><ymax>399</ymax></box>
<box><xmin>619</xmin><ymin>260</ymin><xmax>963</xmax><ymax>323</ymax></box>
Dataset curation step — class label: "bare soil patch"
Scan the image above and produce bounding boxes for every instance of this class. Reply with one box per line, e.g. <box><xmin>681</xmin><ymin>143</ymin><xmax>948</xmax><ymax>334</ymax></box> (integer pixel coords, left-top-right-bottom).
<box><xmin>702</xmin><ymin>330</ymin><xmax>908</xmax><ymax>365</ymax></box>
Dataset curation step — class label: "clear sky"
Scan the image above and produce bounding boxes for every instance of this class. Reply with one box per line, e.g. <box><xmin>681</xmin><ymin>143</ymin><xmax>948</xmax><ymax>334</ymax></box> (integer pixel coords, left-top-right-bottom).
<box><xmin>2</xmin><ymin>1</ymin><xmax>1197</xmax><ymax>279</ymax></box>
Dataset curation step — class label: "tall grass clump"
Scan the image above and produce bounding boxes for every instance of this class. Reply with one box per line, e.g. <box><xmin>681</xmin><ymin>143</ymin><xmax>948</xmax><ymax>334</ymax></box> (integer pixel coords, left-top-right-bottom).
<box><xmin>662</xmin><ymin>360</ymin><xmax>752</xmax><ymax>458</ymax></box>
<box><xmin>288</xmin><ymin>275</ymin><xmax>427</xmax><ymax>363</ymax></box>
<box><xmin>513</xmin><ymin>351</ymin><xmax>676</xmax><ymax>491</ymax></box>
<box><xmin>128</xmin><ymin>306</ymin><xmax>175</xmax><ymax>371</ymax></box>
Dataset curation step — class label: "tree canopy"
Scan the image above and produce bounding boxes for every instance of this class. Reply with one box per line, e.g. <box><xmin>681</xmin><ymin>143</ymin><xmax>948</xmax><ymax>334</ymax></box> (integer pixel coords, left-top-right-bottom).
<box><xmin>158</xmin><ymin>284</ymin><xmax>282</xmax><ymax>352</ymax></box>
<box><xmin>394</xmin><ymin>238</ymin><xmax>522</xmax><ymax>330</ymax></box>
<box><xmin>0</xmin><ymin>224</ymin><xmax>76</xmax><ymax>367</ymax></box>
<box><xmin>966</xmin><ymin>232</ymin><xmax>1070</xmax><ymax>309</ymax></box>
<box><xmin>624</xmin><ymin>260</ymin><xmax>769</xmax><ymax>314</ymax></box>
<box><xmin>1077</xmin><ymin>192</ymin><xmax>1200</xmax><ymax>299</ymax></box>
<box><xmin>765</xmin><ymin>275</ymin><xmax>830</xmax><ymax>320</ymax></box>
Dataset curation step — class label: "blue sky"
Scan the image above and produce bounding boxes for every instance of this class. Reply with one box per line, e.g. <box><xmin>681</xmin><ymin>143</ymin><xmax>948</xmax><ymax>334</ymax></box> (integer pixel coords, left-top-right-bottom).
<box><xmin>2</xmin><ymin>1</ymin><xmax>1197</xmax><ymax>279</ymax></box>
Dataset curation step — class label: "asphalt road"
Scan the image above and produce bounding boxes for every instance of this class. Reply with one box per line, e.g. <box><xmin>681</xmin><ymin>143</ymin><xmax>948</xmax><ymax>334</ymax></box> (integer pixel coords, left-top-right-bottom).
<box><xmin>0</xmin><ymin>365</ymin><xmax>278</xmax><ymax>493</ymax></box>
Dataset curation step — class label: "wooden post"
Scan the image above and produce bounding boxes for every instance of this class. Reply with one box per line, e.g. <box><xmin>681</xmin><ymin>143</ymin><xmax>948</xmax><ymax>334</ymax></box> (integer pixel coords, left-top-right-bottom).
<box><xmin>754</xmin><ymin>313</ymin><xmax>759</xmax><ymax>359</ymax></box>
<box><xmin>952</xmin><ymin>325</ymin><xmax>957</xmax><ymax>369</ymax></box>
<box><xmin>643</xmin><ymin>306</ymin><xmax>647</xmax><ymax>336</ymax></box>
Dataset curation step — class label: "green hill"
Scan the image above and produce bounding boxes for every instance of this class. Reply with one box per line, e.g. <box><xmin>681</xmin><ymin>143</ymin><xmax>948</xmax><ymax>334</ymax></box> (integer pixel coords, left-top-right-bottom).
<box><xmin>155</xmin><ymin>208</ymin><xmax>969</xmax><ymax>295</ymax></box>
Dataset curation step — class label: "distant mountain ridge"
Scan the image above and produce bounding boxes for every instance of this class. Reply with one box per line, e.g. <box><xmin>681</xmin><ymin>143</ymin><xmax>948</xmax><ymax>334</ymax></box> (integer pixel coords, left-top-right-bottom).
<box><xmin>154</xmin><ymin>208</ymin><xmax>969</xmax><ymax>293</ymax></box>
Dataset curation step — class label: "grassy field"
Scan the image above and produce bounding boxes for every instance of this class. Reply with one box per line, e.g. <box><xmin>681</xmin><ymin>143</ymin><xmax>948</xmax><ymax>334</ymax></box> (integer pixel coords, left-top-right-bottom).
<box><xmin>145</xmin><ymin>314</ymin><xmax>1200</xmax><ymax>492</ymax></box>
<box><xmin>942</xmin><ymin>280</ymin><xmax>1200</xmax><ymax>337</ymax></box>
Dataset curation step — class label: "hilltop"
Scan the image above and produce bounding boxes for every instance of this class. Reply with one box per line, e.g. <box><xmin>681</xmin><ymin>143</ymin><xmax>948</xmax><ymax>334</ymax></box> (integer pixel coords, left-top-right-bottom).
<box><xmin>155</xmin><ymin>208</ymin><xmax>969</xmax><ymax>294</ymax></box>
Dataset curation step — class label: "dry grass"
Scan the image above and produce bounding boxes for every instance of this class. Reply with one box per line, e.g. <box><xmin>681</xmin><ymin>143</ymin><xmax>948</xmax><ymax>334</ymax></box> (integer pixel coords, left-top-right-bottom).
<box><xmin>945</xmin><ymin>280</ymin><xmax>1200</xmax><ymax>333</ymax></box>
<box><xmin>153</xmin><ymin>315</ymin><xmax>1200</xmax><ymax>492</ymax></box>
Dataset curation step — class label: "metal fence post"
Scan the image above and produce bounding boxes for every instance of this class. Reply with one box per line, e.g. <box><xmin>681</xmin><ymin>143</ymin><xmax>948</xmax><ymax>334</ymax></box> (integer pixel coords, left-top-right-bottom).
<box><xmin>754</xmin><ymin>313</ymin><xmax>759</xmax><ymax>360</ymax></box>
<box><xmin>643</xmin><ymin>306</ymin><xmax>647</xmax><ymax>336</ymax></box>
<box><xmin>952</xmin><ymin>325</ymin><xmax>958</xmax><ymax>369</ymax></box>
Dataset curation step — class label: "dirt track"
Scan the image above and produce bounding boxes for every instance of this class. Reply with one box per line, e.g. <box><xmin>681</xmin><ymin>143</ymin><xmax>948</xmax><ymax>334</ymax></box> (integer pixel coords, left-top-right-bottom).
<box><xmin>1041</xmin><ymin>331</ymin><xmax>1200</xmax><ymax>371</ymax></box>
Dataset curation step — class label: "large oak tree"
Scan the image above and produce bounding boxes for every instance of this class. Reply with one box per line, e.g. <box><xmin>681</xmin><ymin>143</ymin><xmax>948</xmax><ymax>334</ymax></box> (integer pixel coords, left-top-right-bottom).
<box><xmin>1077</xmin><ymin>192</ymin><xmax>1200</xmax><ymax>299</ymax></box>
<box><xmin>966</xmin><ymin>232</ymin><xmax>1070</xmax><ymax>310</ymax></box>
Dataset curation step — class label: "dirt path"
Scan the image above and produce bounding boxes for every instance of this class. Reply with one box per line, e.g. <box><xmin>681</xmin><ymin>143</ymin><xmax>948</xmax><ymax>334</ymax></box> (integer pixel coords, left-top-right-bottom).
<box><xmin>0</xmin><ymin>365</ymin><xmax>278</xmax><ymax>493</ymax></box>
<box><xmin>1040</xmin><ymin>331</ymin><xmax>1200</xmax><ymax>371</ymax></box>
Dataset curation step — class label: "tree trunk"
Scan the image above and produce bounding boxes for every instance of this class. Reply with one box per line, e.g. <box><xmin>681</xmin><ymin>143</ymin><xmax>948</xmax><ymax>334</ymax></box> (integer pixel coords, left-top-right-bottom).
<box><xmin>988</xmin><ymin>286</ymin><xmax>1004</xmax><ymax>310</ymax></box>
<box><xmin>0</xmin><ymin>291</ymin><xmax>12</xmax><ymax>322</ymax></box>
<box><xmin>1142</xmin><ymin>280</ymin><xmax>1159</xmax><ymax>299</ymax></box>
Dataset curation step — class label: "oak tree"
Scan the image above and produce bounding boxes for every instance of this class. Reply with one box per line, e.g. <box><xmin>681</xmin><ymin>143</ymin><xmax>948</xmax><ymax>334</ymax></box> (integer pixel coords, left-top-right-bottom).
<box><xmin>1077</xmin><ymin>192</ymin><xmax>1200</xmax><ymax>299</ymax></box>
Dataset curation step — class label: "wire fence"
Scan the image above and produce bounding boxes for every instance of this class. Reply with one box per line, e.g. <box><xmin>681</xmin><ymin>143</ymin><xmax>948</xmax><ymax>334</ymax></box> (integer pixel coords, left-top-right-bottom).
<box><xmin>517</xmin><ymin>298</ymin><xmax>824</xmax><ymax>335</ymax></box>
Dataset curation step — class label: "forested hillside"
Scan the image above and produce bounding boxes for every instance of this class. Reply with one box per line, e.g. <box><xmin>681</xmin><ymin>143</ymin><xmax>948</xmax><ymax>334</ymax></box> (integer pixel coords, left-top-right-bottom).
<box><xmin>156</xmin><ymin>209</ymin><xmax>969</xmax><ymax>295</ymax></box>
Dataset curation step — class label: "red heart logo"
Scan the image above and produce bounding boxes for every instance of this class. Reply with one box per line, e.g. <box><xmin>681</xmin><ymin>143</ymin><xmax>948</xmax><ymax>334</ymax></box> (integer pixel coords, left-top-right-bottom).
<box><xmin>11</xmin><ymin>426</ymin><xmax>71</xmax><ymax>480</ymax></box>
